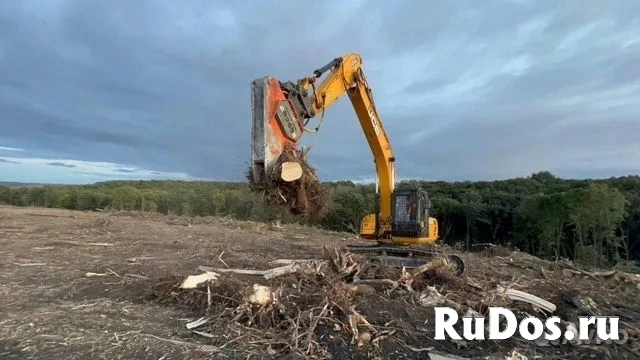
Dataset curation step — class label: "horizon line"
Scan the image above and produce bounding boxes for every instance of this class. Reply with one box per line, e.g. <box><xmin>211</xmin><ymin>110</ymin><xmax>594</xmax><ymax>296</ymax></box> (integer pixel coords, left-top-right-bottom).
<box><xmin>1</xmin><ymin>171</ymin><xmax>639</xmax><ymax>187</ymax></box>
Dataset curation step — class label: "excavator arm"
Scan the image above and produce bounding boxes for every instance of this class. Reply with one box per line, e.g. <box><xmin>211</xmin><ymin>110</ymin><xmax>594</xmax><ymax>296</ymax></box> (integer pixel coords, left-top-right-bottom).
<box><xmin>251</xmin><ymin>53</ymin><xmax>396</xmax><ymax>235</ymax></box>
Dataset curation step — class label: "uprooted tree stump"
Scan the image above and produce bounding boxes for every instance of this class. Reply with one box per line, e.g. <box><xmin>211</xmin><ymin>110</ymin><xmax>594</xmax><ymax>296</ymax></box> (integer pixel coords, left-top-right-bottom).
<box><xmin>247</xmin><ymin>144</ymin><xmax>331</xmax><ymax>222</ymax></box>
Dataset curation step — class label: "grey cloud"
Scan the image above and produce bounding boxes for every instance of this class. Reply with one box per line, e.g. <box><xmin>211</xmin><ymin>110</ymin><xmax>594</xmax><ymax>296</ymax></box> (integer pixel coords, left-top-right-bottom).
<box><xmin>0</xmin><ymin>158</ymin><xmax>21</xmax><ymax>164</ymax></box>
<box><xmin>47</xmin><ymin>162</ymin><xmax>76</xmax><ymax>168</ymax></box>
<box><xmin>0</xmin><ymin>0</ymin><xmax>638</xmax><ymax>183</ymax></box>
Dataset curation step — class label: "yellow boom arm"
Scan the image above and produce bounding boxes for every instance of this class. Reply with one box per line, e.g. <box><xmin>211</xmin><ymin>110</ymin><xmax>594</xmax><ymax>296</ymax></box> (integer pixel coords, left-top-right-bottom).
<box><xmin>301</xmin><ymin>54</ymin><xmax>396</xmax><ymax>236</ymax></box>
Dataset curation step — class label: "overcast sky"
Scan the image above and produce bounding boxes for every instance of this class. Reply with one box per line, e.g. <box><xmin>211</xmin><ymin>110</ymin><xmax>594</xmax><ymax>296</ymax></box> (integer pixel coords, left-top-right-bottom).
<box><xmin>1</xmin><ymin>1</ymin><xmax>639</xmax><ymax>184</ymax></box>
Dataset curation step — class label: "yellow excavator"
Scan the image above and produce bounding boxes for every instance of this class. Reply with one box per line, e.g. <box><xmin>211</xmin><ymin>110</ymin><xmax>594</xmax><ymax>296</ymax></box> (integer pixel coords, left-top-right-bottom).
<box><xmin>250</xmin><ymin>53</ymin><xmax>464</xmax><ymax>275</ymax></box>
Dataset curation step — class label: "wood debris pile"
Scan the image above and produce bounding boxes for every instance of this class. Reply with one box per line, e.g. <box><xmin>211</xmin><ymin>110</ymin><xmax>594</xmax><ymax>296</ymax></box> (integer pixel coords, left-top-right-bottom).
<box><xmin>149</xmin><ymin>247</ymin><xmax>640</xmax><ymax>359</ymax></box>
<box><xmin>247</xmin><ymin>144</ymin><xmax>331</xmax><ymax>222</ymax></box>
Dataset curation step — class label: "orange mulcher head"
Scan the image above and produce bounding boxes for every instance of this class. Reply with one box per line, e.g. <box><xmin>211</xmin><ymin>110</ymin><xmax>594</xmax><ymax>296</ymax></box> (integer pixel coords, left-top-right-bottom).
<box><xmin>250</xmin><ymin>58</ymin><xmax>341</xmax><ymax>184</ymax></box>
<box><xmin>250</xmin><ymin>77</ymin><xmax>307</xmax><ymax>184</ymax></box>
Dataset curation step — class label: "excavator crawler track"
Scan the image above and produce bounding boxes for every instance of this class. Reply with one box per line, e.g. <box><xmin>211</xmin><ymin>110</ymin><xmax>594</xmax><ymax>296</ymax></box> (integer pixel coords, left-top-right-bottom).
<box><xmin>345</xmin><ymin>244</ymin><xmax>465</xmax><ymax>276</ymax></box>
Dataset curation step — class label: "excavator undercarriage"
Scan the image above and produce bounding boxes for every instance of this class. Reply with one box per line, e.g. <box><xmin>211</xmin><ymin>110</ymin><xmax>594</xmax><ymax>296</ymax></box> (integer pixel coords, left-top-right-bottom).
<box><xmin>345</xmin><ymin>243</ymin><xmax>465</xmax><ymax>275</ymax></box>
<box><xmin>249</xmin><ymin>53</ymin><xmax>465</xmax><ymax>276</ymax></box>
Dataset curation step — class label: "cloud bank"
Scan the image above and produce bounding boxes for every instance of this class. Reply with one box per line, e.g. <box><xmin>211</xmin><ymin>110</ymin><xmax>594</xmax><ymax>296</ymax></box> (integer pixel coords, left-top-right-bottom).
<box><xmin>0</xmin><ymin>1</ymin><xmax>638</xmax><ymax>184</ymax></box>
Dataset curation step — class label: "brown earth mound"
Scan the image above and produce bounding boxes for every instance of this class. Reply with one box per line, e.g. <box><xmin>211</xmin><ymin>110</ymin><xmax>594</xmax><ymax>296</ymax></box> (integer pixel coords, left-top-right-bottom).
<box><xmin>247</xmin><ymin>144</ymin><xmax>331</xmax><ymax>222</ymax></box>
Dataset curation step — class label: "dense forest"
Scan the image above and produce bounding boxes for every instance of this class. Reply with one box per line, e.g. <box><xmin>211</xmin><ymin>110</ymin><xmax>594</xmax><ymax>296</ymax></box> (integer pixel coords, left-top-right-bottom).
<box><xmin>1</xmin><ymin>171</ymin><xmax>639</xmax><ymax>268</ymax></box>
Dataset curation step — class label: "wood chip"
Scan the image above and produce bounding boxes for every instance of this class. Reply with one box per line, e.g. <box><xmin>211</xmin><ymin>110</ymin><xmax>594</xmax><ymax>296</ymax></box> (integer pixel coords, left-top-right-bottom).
<box><xmin>192</xmin><ymin>330</ymin><xmax>215</xmax><ymax>338</ymax></box>
<box><xmin>12</xmin><ymin>262</ymin><xmax>47</xmax><ymax>267</ymax></box>
<box><xmin>85</xmin><ymin>272</ymin><xmax>108</xmax><ymax>277</ymax></box>
<box><xmin>247</xmin><ymin>284</ymin><xmax>273</xmax><ymax>306</ymax></box>
<box><xmin>180</xmin><ymin>272</ymin><xmax>219</xmax><ymax>289</ymax></box>
<box><xmin>185</xmin><ymin>317</ymin><xmax>208</xmax><ymax>329</ymax></box>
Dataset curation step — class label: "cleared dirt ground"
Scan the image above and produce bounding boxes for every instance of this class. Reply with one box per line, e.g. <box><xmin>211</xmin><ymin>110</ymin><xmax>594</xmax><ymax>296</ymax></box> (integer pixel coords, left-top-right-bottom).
<box><xmin>0</xmin><ymin>205</ymin><xmax>638</xmax><ymax>360</ymax></box>
<box><xmin>0</xmin><ymin>205</ymin><xmax>354</xmax><ymax>359</ymax></box>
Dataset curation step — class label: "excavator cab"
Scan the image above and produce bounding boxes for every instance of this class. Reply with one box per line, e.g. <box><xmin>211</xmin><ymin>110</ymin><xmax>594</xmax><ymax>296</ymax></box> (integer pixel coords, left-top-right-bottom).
<box><xmin>391</xmin><ymin>188</ymin><xmax>432</xmax><ymax>239</ymax></box>
<box><xmin>359</xmin><ymin>187</ymin><xmax>438</xmax><ymax>243</ymax></box>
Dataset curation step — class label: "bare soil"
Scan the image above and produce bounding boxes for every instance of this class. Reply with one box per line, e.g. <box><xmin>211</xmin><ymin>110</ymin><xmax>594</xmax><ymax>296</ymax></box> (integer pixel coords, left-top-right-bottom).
<box><xmin>0</xmin><ymin>205</ymin><xmax>638</xmax><ymax>360</ymax></box>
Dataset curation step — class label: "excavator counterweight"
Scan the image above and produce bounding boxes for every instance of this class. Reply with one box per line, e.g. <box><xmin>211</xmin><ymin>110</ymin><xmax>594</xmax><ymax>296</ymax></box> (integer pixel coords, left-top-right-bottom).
<box><xmin>249</xmin><ymin>54</ymin><xmax>465</xmax><ymax>276</ymax></box>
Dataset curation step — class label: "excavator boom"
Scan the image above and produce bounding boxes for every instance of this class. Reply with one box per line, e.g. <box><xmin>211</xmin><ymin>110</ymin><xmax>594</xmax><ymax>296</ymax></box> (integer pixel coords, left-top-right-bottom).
<box><xmin>252</xmin><ymin>54</ymin><xmax>394</xmax><ymax>226</ymax></box>
<box><xmin>250</xmin><ymin>53</ymin><xmax>464</xmax><ymax>276</ymax></box>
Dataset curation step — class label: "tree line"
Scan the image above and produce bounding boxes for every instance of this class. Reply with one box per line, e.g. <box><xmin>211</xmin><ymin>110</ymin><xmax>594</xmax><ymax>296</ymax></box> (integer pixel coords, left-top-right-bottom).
<box><xmin>1</xmin><ymin>171</ymin><xmax>639</xmax><ymax>268</ymax></box>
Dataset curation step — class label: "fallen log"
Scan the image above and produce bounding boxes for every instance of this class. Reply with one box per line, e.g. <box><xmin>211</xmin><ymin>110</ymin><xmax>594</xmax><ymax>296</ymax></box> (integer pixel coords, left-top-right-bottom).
<box><xmin>197</xmin><ymin>260</ymin><xmax>329</xmax><ymax>280</ymax></box>
<box><xmin>495</xmin><ymin>286</ymin><xmax>556</xmax><ymax>313</ymax></box>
